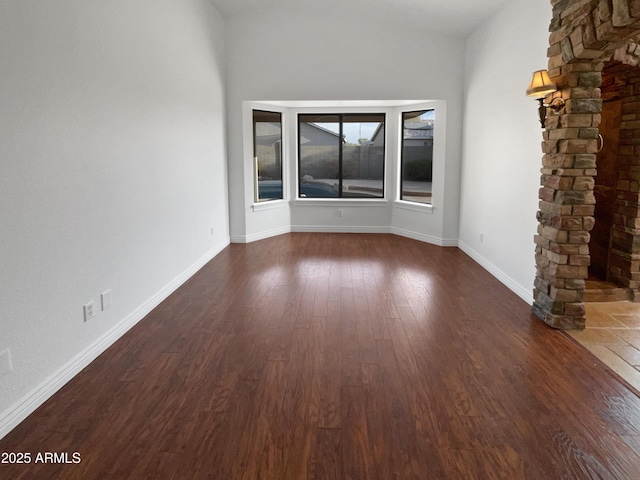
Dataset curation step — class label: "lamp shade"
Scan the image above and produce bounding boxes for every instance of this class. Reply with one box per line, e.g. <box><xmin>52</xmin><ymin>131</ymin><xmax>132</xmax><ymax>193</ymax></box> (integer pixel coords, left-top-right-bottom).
<box><xmin>526</xmin><ymin>70</ymin><xmax>557</xmax><ymax>98</ymax></box>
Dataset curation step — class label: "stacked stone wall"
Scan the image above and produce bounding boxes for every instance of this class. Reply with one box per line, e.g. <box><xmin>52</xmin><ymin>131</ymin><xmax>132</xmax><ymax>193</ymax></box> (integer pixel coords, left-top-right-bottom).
<box><xmin>534</xmin><ymin>0</ymin><xmax>640</xmax><ymax>328</ymax></box>
<box><xmin>610</xmin><ymin>70</ymin><xmax>640</xmax><ymax>295</ymax></box>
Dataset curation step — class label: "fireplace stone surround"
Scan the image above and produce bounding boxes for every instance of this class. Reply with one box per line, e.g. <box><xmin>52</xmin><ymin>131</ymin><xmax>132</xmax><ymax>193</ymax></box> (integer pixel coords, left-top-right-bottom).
<box><xmin>533</xmin><ymin>0</ymin><xmax>640</xmax><ymax>329</ymax></box>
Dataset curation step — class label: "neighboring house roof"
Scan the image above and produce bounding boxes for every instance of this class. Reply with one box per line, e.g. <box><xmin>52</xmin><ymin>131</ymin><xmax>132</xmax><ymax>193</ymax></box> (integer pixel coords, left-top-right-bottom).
<box><xmin>255</xmin><ymin>134</ymin><xmax>282</xmax><ymax>147</ymax></box>
<box><xmin>299</xmin><ymin>122</ymin><xmax>343</xmax><ymax>146</ymax></box>
<box><xmin>370</xmin><ymin>120</ymin><xmax>434</xmax><ymax>143</ymax></box>
<box><xmin>404</xmin><ymin>121</ymin><xmax>434</xmax><ymax>140</ymax></box>
<box><xmin>307</xmin><ymin>122</ymin><xmax>341</xmax><ymax>138</ymax></box>
<box><xmin>258</xmin><ymin>121</ymin><xmax>343</xmax><ymax>148</ymax></box>
<box><xmin>370</xmin><ymin>123</ymin><xmax>384</xmax><ymax>143</ymax></box>
<box><xmin>254</xmin><ymin>122</ymin><xmax>282</xmax><ymax>147</ymax></box>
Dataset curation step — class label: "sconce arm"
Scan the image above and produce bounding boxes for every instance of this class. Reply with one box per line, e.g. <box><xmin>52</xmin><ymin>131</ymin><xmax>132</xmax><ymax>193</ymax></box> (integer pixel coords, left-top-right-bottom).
<box><xmin>536</xmin><ymin>96</ymin><xmax>566</xmax><ymax>128</ymax></box>
<box><xmin>547</xmin><ymin>96</ymin><xmax>565</xmax><ymax>112</ymax></box>
<box><xmin>537</xmin><ymin>98</ymin><xmax>546</xmax><ymax>128</ymax></box>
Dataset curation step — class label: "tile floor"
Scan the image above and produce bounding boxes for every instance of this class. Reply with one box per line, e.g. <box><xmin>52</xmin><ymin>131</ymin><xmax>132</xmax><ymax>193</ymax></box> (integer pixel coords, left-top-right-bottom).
<box><xmin>567</xmin><ymin>301</ymin><xmax>640</xmax><ymax>393</ymax></box>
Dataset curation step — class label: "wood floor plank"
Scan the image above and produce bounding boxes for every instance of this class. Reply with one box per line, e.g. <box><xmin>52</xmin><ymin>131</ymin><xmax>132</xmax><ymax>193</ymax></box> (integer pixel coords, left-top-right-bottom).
<box><xmin>341</xmin><ymin>385</ymin><xmax>372</xmax><ymax>480</ymax></box>
<box><xmin>314</xmin><ymin>304</ymin><xmax>342</xmax><ymax>429</ymax></box>
<box><xmin>311</xmin><ymin>428</ymin><xmax>342</xmax><ymax>480</ymax></box>
<box><xmin>3</xmin><ymin>233</ymin><xmax>640</xmax><ymax>479</ymax></box>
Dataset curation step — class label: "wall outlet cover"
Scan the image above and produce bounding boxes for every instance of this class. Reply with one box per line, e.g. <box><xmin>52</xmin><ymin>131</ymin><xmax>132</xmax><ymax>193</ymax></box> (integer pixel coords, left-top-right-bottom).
<box><xmin>84</xmin><ymin>301</ymin><xmax>95</xmax><ymax>322</ymax></box>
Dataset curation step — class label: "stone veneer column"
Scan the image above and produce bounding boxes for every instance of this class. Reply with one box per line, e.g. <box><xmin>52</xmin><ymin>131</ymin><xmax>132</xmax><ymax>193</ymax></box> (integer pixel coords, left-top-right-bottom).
<box><xmin>532</xmin><ymin>63</ymin><xmax>600</xmax><ymax>329</ymax></box>
<box><xmin>533</xmin><ymin>0</ymin><xmax>640</xmax><ymax>329</ymax></box>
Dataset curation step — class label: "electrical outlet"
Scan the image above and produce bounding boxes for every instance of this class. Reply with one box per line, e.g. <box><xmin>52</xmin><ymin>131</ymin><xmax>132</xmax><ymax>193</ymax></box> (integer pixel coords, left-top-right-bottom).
<box><xmin>338</xmin><ymin>209</ymin><xmax>344</xmax><ymax>217</ymax></box>
<box><xmin>101</xmin><ymin>290</ymin><xmax>112</xmax><ymax>311</ymax></box>
<box><xmin>83</xmin><ymin>301</ymin><xmax>95</xmax><ymax>322</ymax></box>
<box><xmin>0</xmin><ymin>349</ymin><xmax>12</xmax><ymax>378</ymax></box>
<box><xmin>211</xmin><ymin>227</ymin><xmax>215</xmax><ymax>237</ymax></box>
<box><xmin>480</xmin><ymin>233</ymin><xmax>484</xmax><ymax>243</ymax></box>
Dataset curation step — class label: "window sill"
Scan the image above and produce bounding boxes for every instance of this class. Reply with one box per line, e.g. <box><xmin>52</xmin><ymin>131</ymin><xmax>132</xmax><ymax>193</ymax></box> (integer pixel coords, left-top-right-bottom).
<box><xmin>252</xmin><ymin>200</ymin><xmax>288</xmax><ymax>212</ymax></box>
<box><xmin>394</xmin><ymin>200</ymin><xmax>433</xmax><ymax>213</ymax></box>
<box><xmin>294</xmin><ymin>198</ymin><xmax>389</xmax><ymax>207</ymax></box>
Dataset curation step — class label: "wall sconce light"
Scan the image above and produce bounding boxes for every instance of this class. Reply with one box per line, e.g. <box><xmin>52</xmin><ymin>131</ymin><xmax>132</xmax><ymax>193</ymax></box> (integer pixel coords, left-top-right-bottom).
<box><xmin>526</xmin><ymin>69</ymin><xmax>565</xmax><ymax>128</ymax></box>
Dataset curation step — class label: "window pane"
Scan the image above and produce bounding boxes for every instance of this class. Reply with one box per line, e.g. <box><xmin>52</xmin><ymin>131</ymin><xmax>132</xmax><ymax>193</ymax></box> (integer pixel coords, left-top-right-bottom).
<box><xmin>401</xmin><ymin>110</ymin><xmax>434</xmax><ymax>204</ymax></box>
<box><xmin>342</xmin><ymin>114</ymin><xmax>385</xmax><ymax>198</ymax></box>
<box><xmin>254</xmin><ymin>110</ymin><xmax>282</xmax><ymax>202</ymax></box>
<box><xmin>299</xmin><ymin>114</ymin><xmax>340</xmax><ymax>198</ymax></box>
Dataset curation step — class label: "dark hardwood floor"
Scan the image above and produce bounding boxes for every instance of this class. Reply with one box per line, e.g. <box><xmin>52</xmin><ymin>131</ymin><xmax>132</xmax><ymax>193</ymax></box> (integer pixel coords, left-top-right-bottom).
<box><xmin>2</xmin><ymin>233</ymin><xmax>640</xmax><ymax>479</ymax></box>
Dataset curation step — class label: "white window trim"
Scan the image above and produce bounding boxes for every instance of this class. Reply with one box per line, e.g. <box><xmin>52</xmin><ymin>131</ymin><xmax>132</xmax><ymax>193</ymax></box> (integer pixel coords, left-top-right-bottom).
<box><xmin>293</xmin><ymin>199</ymin><xmax>389</xmax><ymax>207</ymax></box>
<box><xmin>245</xmin><ymin>102</ymin><xmax>288</xmax><ymax>207</ymax></box>
<box><xmin>252</xmin><ymin>199</ymin><xmax>289</xmax><ymax>212</ymax></box>
<box><xmin>395</xmin><ymin>200</ymin><xmax>434</xmax><ymax>213</ymax></box>
<box><xmin>395</xmin><ymin>100</ymin><xmax>445</xmax><ymax>209</ymax></box>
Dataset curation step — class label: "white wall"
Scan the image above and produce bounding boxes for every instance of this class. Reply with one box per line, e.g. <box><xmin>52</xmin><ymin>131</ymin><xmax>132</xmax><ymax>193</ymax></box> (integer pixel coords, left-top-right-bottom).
<box><xmin>0</xmin><ymin>0</ymin><xmax>229</xmax><ymax>437</ymax></box>
<box><xmin>225</xmin><ymin>10</ymin><xmax>466</xmax><ymax>243</ymax></box>
<box><xmin>459</xmin><ymin>0</ymin><xmax>551</xmax><ymax>302</ymax></box>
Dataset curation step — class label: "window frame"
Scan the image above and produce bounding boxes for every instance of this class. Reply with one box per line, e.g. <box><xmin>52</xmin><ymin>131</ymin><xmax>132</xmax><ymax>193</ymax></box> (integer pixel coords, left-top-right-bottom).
<box><xmin>253</xmin><ymin>109</ymin><xmax>284</xmax><ymax>204</ymax></box>
<box><xmin>394</xmin><ymin>101</ymin><xmax>444</xmax><ymax>214</ymax></box>
<box><xmin>296</xmin><ymin>112</ymin><xmax>386</xmax><ymax>200</ymax></box>
<box><xmin>399</xmin><ymin>108</ymin><xmax>435</xmax><ymax>206</ymax></box>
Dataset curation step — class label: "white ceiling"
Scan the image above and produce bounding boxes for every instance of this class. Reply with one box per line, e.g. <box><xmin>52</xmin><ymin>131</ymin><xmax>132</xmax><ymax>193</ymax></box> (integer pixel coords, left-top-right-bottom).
<box><xmin>208</xmin><ymin>0</ymin><xmax>514</xmax><ymax>37</ymax></box>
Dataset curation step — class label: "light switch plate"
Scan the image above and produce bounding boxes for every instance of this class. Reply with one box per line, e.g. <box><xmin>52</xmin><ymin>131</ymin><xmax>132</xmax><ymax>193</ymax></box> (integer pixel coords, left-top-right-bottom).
<box><xmin>101</xmin><ymin>290</ymin><xmax>112</xmax><ymax>311</ymax></box>
<box><xmin>0</xmin><ymin>349</ymin><xmax>13</xmax><ymax>378</ymax></box>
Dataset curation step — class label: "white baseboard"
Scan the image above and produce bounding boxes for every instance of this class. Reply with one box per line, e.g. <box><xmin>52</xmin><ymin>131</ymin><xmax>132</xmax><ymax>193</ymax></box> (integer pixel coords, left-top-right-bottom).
<box><xmin>391</xmin><ymin>227</ymin><xmax>458</xmax><ymax>247</ymax></box>
<box><xmin>233</xmin><ymin>225</ymin><xmax>456</xmax><ymax>246</ymax></box>
<box><xmin>458</xmin><ymin>240</ymin><xmax>533</xmax><ymax>305</ymax></box>
<box><xmin>231</xmin><ymin>226</ymin><xmax>292</xmax><ymax>243</ymax></box>
<box><xmin>291</xmin><ymin>225</ymin><xmax>392</xmax><ymax>234</ymax></box>
<box><xmin>0</xmin><ymin>237</ymin><xmax>230</xmax><ymax>440</ymax></box>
